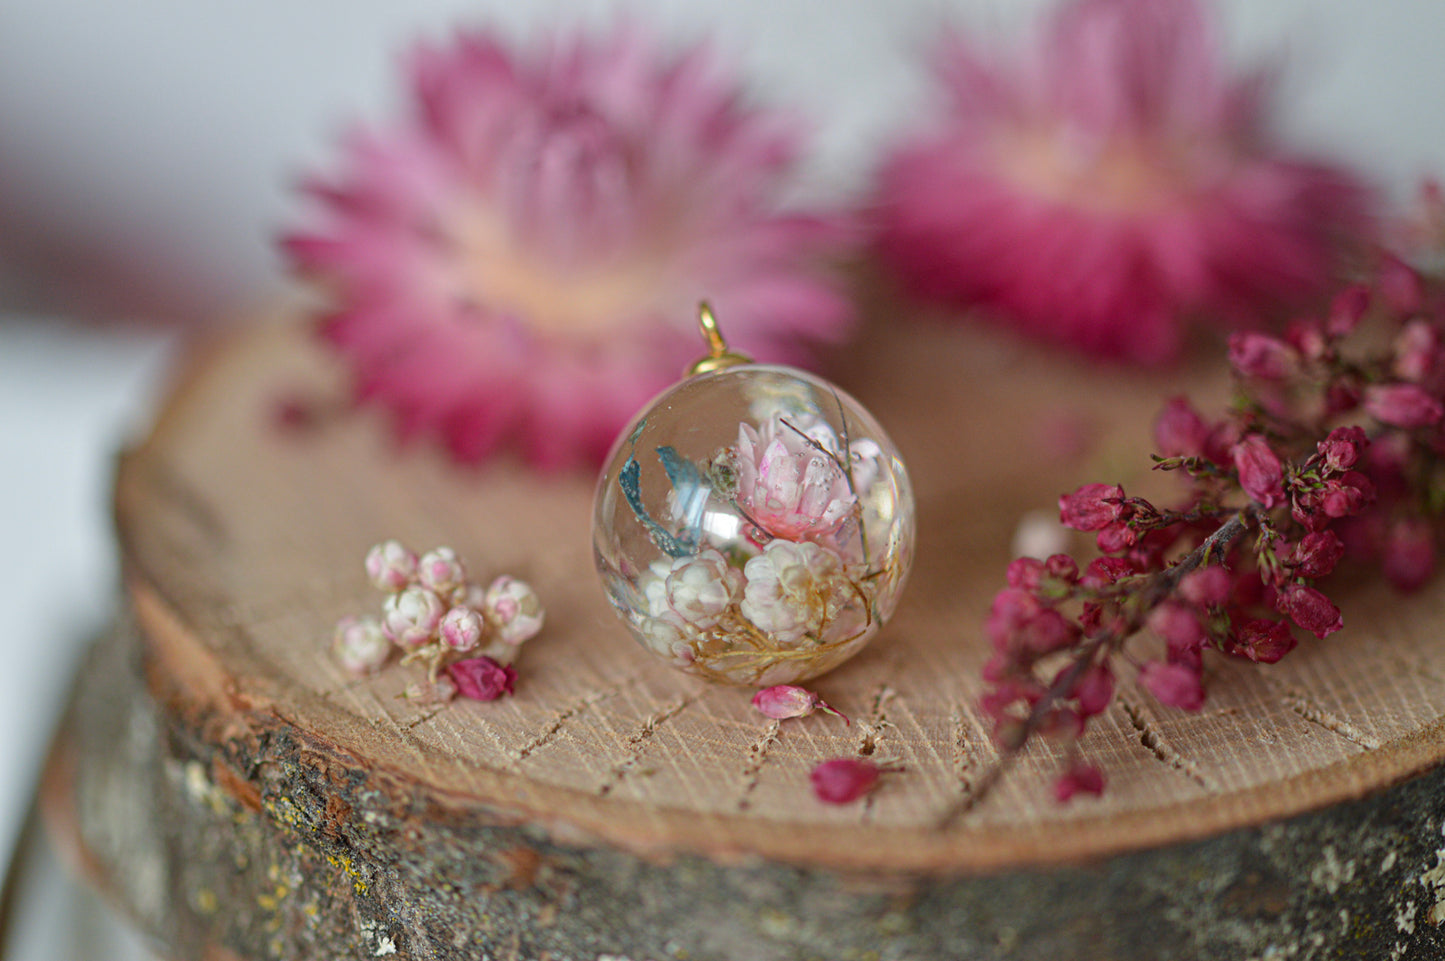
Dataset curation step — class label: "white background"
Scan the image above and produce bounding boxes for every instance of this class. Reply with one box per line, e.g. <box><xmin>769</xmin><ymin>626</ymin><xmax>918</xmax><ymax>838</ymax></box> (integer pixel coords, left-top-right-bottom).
<box><xmin>0</xmin><ymin>0</ymin><xmax>1442</xmax><ymax>953</ymax></box>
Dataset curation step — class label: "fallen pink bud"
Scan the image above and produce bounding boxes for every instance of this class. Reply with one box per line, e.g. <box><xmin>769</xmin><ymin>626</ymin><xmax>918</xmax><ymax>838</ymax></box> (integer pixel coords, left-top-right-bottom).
<box><xmin>751</xmin><ymin>685</ymin><xmax>849</xmax><ymax>724</ymax></box>
<box><xmin>810</xmin><ymin>758</ymin><xmax>880</xmax><ymax>804</ymax></box>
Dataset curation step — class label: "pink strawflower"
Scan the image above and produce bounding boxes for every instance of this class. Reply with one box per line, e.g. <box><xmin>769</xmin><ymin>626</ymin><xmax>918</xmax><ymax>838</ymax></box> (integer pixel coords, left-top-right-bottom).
<box><xmin>734</xmin><ymin>417</ymin><xmax>856</xmax><ymax>541</ymax></box>
<box><xmin>873</xmin><ymin>0</ymin><xmax>1373</xmax><ymax>364</ymax></box>
<box><xmin>446</xmin><ymin>655</ymin><xmax>518</xmax><ymax>701</ymax></box>
<box><xmin>809</xmin><ymin>758</ymin><xmax>880</xmax><ymax>804</ymax></box>
<box><xmin>286</xmin><ymin>26</ymin><xmax>851</xmax><ymax>469</ymax></box>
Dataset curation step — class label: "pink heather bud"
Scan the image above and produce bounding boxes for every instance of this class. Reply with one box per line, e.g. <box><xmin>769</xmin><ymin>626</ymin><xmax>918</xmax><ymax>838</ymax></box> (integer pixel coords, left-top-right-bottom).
<box><xmin>1233</xmin><ymin>618</ymin><xmax>1297</xmax><ymax>664</ymax></box>
<box><xmin>1275</xmin><ymin>584</ymin><xmax>1343</xmax><ymax>638</ymax></box>
<box><xmin>1081</xmin><ymin>557</ymin><xmax>1135</xmax><ymax>588</ymax></box>
<box><xmin>1326</xmin><ymin>284</ymin><xmax>1371</xmax><ymax>338</ymax></box>
<box><xmin>1095</xmin><ymin>521</ymin><xmax>1137</xmax><ymax>554</ymax></box>
<box><xmin>483</xmin><ymin>576</ymin><xmax>545</xmax><ymax>645</ymax></box>
<box><xmin>1378</xmin><ymin>253</ymin><xmax>1425</xmax><ymax>315</ymax></box>
<box><xmin>985</xmin><ymin>588</ymin><xmax>1041</xmax><ymax>652</ymax></box>
<box><xmin>331</xmin><ymin>616</ymin><xmax>390</xmax><ymax>675</ymax></box>
<box><xmin>809</xmin><ymin>758</ymin><xmax>880</xmax><ymax>804</ymax></box>
<box><xmin>446</xmin><ymin>655</ymin><xmax>517</xmax><ymax>701</ymax></box>
<box><xmin>1058</xmin><ymin>483</ymin><xmax>1125</xmax><ymax>532</ymax></box>
<box><xmin>1017</xmin><ymin>609</ymin><xmax>1079</xmax><ymax>656</ymax></box>
<box><xmin>382</xmin><ymin>585</ymin><xmax>446</xmax><ymax>647</ymax></box>
<box><xmin>751</xmin><ymin>685</ymin><xmax>849</xmax><ymax>723</ymax></box>
<box><xmin>1138</xmin><ymin>661</ymin><xmax>1206</xmax><ymax>712</ymax></box>
<box><xmin>416</xmin><ymin>547</ymin><xmax>467</xmax><ymax>595</ymax></box>
<box><xmin>1383</xmin><ymin>517</ymin><xmax>1436</xmax><ymax>593</ymax></box>
<box><xmin>1285</xmin><ymin>320</ymin><xmax>1328</xmax><ymax>362</ymax></box>
<box><xmin>1291</xmin><ymin>530</ymin><xmax>1345</xmax><ymax>579</ymax></box>
<box><xmin>1006</xmin><ymin>556</ymin><xmax>1045</xmax><ymax>591</ymax></box>
<box><xmin>1231</xmin><ymin>435</ymin><xmax>1284</xmax><ymax>509</ymax></box>
<box><xmin>1074</xmin><ymin>664</ymin><xmax>1114</xmax><ymax>717</ymax></box>
<box><xmin>1320</xmin><ymin>472</ymin><xmax>1375</xmax><ymax>519</ymax></box>
<box><xmin>1153</xmin><ymin>396</ymin><xmax>1211</xmax><ymax>458</ymax></box>
<box><xmin>1053</xmin><ymin>761</ymin><xmax>1105</xmax><ymax>803</ymax></box>
<box><xmin>1043</xmin><ymin>554</ymin><xmax>1079</xmax><ymax>583</ymax></box>
<box><xmin>439</xmin><ymin>606</ymin><xmax>485</xmax><ymax>651</ymax></box>
<box><xmin>1228</xmin><ymin>332</ymin><xmax>1296</xmax><ymax>380</ymax></box>
<box><xmin>1323</xmin><ymin>381</ymin><xmax>1362</xmax><ymax>417</ymax></box>
<box><xmin>1146</xmin><ymin>602</ymin><xmax>1204</xmax><ymax>654</ymax></box>
<box><xmin>1365</xmin><ymin>383</ymin><xmax>1444</xmax><ymax>429</ymax></box>
<box><xmin>1317</xmin><ymin>426</ymin><xmax>1369</xmax><ymax>472</ymax></box>
<box><xmin>1393</xmin><ymin>320</ymin><xmax>1440</xmax><ymax>383</ymax></box>
<box><xmin>365</xmin><ymin>539</ymin><xmax>418</xmax><ymax>592</ymax></box>
<box><xmin>1179</xmin><ymin>566</ymin><xmax>1232</xmax><ymax>607</ymax></box>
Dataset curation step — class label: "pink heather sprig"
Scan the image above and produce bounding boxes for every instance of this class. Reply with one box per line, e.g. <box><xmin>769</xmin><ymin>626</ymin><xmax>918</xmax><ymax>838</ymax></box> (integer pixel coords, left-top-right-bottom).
<box><xmin>335</xmin><ymin>540</ymin><xmax>545</xmax><ymax>701</ymax></box>
<box><xmin>974</xmin><ymin>249</ymin><xmax>1445</xmax><ymax>805</ymax></box>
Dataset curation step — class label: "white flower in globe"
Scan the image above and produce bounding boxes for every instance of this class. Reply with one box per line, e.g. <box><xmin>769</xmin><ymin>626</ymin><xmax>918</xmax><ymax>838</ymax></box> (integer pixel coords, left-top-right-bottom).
<box><xmin>740</xmin><ymin>540</ymin><xmax>851</xmax><ymax>645</ymax></box>
<box><xmin>665</xmin><ymin>549</ymin><xmax>744</xmax><ymax>630</ymax></box>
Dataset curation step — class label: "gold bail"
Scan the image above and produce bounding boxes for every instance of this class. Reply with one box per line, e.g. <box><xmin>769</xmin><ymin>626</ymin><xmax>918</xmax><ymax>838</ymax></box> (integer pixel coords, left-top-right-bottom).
<box><xmin>686</xmin><ymin>301</ymin><xmax>753</xmax><ymax>377</ymax></box>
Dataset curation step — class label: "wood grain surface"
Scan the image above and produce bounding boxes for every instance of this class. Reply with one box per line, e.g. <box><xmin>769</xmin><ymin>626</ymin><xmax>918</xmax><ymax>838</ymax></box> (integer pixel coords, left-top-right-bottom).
<box><xmin>108</xmin><ymin>312</ymin><xmax>1445</xmax><ymax>879</ymax></box>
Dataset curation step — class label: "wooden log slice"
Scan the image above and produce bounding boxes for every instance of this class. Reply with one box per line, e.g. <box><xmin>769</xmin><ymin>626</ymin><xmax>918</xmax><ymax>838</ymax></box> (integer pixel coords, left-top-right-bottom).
<box><xmin>43</xmin><ymin>316</ymin><xmax>1445</xmax><ymax>959</ymax></box>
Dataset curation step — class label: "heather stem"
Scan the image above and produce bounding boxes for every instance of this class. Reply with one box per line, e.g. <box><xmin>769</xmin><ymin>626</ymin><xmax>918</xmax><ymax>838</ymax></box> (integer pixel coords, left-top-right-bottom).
<box><xmin>940</xmin><ymin>512</ymin><xmax>1252</xmax><ymax>828</ymax></box>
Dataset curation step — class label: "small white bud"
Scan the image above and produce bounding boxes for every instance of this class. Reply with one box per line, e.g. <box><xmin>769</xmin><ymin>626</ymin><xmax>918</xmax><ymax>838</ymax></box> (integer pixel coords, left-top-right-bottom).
<box><xmin>417</xmin><ymin>547</ymin><xmax>467</xmax><ymax>596</ymax></box>
<box><xmin>331</xmin><ymin>616</ymin><xmax>390</xmax><ymax>675</ymax></box>
<box><xmin>382</xmin><ymin>586</ymin><xmax>446</xmax><ymax>648</ymax></box>
<box><xmin>365</xmin><ymin>540</ymin><xmax>418</xmax><ymax>592</ymax></box>
<box><xmin>484</xmin><ymin>576</ymin><xmax>545</xmax><ymax>646</ymax></box>
<box><xmin>439</xmin><ymin>606</ymin><xmax>485</xmax><ymax>652</ymax></box>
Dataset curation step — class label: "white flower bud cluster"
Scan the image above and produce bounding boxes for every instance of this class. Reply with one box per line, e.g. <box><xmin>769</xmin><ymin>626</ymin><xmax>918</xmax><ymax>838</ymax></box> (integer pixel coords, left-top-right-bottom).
<box><xmin>332</xmin><ymin>540</ymin><xmax>545</xmax><ymax>681</ymax></box>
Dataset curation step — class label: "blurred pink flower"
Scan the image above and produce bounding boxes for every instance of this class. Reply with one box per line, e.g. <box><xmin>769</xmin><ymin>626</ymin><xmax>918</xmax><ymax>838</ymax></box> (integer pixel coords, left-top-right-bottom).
<box><xmin>873</xmin><ymin>0</ymin><xmax>1374</xmax><ymax>364</ymax></box>
<box><xmin>285</xmin><ymin>26</ymin><xmax>851</xmax><ymax>468</ymax></box>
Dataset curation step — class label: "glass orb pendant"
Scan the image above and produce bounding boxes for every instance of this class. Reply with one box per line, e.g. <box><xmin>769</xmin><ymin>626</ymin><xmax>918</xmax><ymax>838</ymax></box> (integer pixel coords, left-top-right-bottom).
<box><xmin>593</xmin><ymin>304</ymin><xmax>915</xmax><ymax>686</ymax></box>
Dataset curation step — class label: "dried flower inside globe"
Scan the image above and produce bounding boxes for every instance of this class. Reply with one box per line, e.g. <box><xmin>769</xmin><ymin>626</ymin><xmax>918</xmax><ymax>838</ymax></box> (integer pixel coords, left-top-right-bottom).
<box><xmin>593</xmin><ymin>305</ymin><xmax>915</xmax><ymax>685</ymax></box>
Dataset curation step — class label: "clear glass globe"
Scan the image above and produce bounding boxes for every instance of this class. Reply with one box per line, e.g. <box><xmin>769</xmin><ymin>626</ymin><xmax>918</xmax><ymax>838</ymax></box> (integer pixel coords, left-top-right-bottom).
<box><xmin>593</xmin><ymin>364</ymin><xmax>915</xmax><ymax>686</ymax></box>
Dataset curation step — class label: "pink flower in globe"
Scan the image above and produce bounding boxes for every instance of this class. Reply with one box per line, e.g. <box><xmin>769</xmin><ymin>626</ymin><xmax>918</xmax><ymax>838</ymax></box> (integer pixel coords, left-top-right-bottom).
<box><xmin>285</xmin><ymin>26</ymin><xmax>851</xmax><ymax>469</ymax></box>
<box><xmin>873</xmin><ymin>0</ymin><xmax>1373</xmax><ymax>364</ymax></box>
<box><xmin>734</xmin><ymin>418</ymin><xmax>856</xmax><ymax>542</ymax></box>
